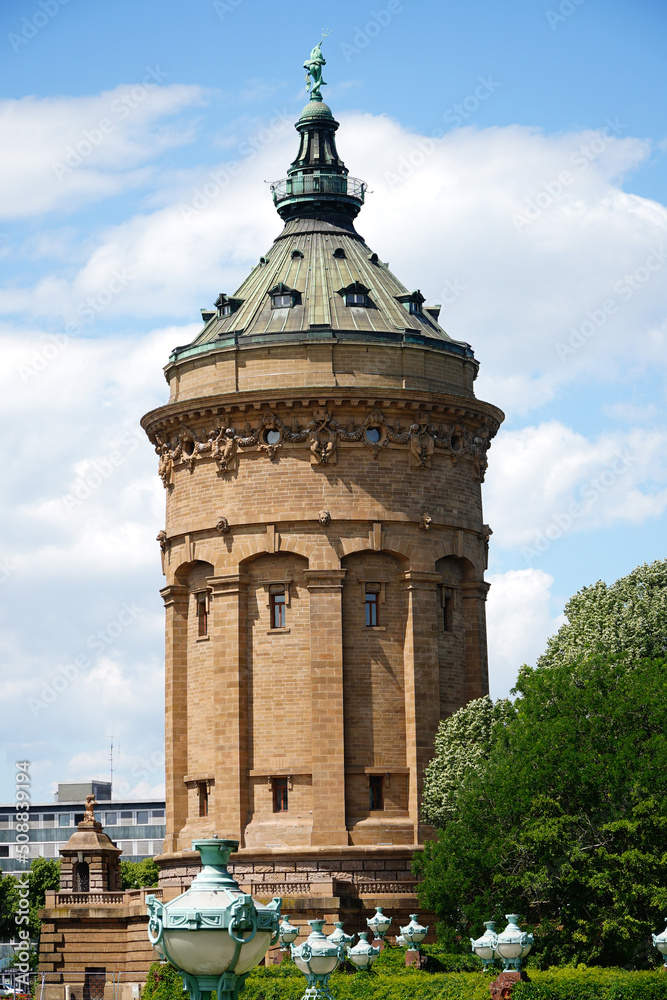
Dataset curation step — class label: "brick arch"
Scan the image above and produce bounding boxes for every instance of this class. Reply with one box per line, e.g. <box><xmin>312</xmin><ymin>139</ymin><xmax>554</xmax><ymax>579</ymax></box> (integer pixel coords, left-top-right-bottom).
<box><xmin>338</xmin><ymin>533</ymin><xmax>414</xmax><ymax>567</ymax></box>
<box><xmin>173</xmin><ymin>558</ymin><xmax>215</xmax><ymax>586</ymax></box>
<box><xmin>432</xmin><ymin>539</ymin><xmax>485</xmax><ymax>580</ymax></box>
<box><xmin>381</xmin><ymin>534</ymin><xmax>415</xmax><ymax>564</ymax></box>
<box><xmin>236</xmin><ymin>535</ymin><xmax>314</xmax><ymax>569</ymax></box>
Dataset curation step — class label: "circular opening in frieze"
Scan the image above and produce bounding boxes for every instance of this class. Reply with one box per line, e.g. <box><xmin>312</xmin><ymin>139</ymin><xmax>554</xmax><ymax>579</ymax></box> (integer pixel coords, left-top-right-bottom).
<box><xmin>264</xmin><ymin>429</ymin><xmax>281</xmax><ymax>445</ymax></box>
<box><xmin>450</xmin><ymin>434</ymin><xmax>462</xmax><ymax>453</ymax></box>
<box><xmin>183</xmin><ymin>440</ymin><xmax>195</xmax><ymax>456</ymax></box>
<box><xmin>365</xmin><ymin>428</ymin><xmax>381</xmax><ymax>443</ymax></box>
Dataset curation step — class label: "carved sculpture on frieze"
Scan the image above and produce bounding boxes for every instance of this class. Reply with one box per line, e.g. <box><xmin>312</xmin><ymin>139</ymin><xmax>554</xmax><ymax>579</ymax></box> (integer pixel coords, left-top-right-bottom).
<box><xmin>216</xmin><ymin>516</ymin><xmax>230</xmax><ymax>535</ymax></box>
<box><xmin>318</xmin><ymin>509</ymin><xmax>332</xmax><ymax>526</ymax></box>
<box><xmin>156</xmin><ymin>530</ymin><xmax>169</xmax><ymax>553</ymax></box>
<box><xmin>213</xmin><ymin>427</ymin><xmax>238</xmax><ymax>474</ymax></box>
<box><xmin>418</xmin><ymin>513</ymin><xmax>433</xmax><ymax>530</ymax></box>
<box><xmin>257</xmin><ymin>410</ymin><xmax>283</xmax><ymax>460</ymax></box>
<box><xmin>157</xmin><ymin>443</ymin><xmax>173</xmax><ymax>488</ymax></box>
<box><xmin>150</xmin><ymin>405</ymin><xmax>495</xmax><ymax>484</ymax></box>
<box><xmin>309</xmin><ymin>408</ymin><xmax>337</xmax><ymax>465</ymax></box>
<box><xmin>409</xmin><ymin>420</ymin><xmax>435</xmax><ymax>469</ymax></box>
<box><xmin>468</xmin><ymin>426</ymin><xmax>491</xmax><ymax>482</ymax></box>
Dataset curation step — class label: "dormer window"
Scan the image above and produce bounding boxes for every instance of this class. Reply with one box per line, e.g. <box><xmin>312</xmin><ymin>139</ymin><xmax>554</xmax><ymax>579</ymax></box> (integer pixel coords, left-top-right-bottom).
<box><xmin>337</xmin><ymin>281</ymin><xmax>372</xmax><ymax>308</ymax></box>
<box><xmin>396</xmin><ymin>290</ymin><xmax>426</xmax><ymax>316</ymax></box>
<box><xmin>332</xmin><ymin>247</ymin><xmax>346</xmax><ymax>259</ymax></box>
<box><xmin>291</xmin><ymin>249</ymin><xmax>304</xmax><ymax>259</ymax></box>
<box><xmin>214</xmin><ymin>293</ymin><xmax>243</xmax><ymax>318</ymax></box>
<box><xmin>269</xmin><ymin>283</ymin><xmax>300</xmax><ymax>309</ymax></box>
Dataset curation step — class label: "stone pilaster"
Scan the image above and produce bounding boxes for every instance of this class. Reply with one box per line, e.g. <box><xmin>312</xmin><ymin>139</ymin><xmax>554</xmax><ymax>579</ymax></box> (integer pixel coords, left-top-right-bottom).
<box><xmin>209</xmin><ymin>574</ymin><xmax>249</xmax><ymax>844</ymax></box>
<box><xmin>400</xmin><ymin>571</ymin><xmax>442</xmax><ymax>843</ymax></box>
<box><xmin>304</xmin><ymin>569</ymin><xmax>348</xmax><ymax>846</ymax></box>
<box><xmin>461</xmin><ymin>579</ymin><xmax>491</xmax><ymax>701</ymax></box>
<box><xmin>160</xmin><ymin>584</ymin><xmax>189</xmax><ymax>854</ymax></box>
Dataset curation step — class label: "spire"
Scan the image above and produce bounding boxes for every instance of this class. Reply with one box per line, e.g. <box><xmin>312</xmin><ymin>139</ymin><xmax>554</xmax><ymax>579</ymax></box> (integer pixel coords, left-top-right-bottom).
<box><xmin>270</xmin><ymin>39</ymin><xmax>367</xmax><ymax>223</ymax></box>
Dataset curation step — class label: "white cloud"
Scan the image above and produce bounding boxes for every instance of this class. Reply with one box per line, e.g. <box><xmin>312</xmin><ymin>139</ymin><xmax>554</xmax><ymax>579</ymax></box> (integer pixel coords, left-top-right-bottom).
<box><xmin>0</xmin><ymin>325</ymin><xmax>184</xmax><ymax>801</ymax></box>
<box><xmin>0</xmin><ymin>82</ymin><xmax>206</xmax><ymax>219</ymax></box>
<box><xmin>1</xmin><ymin>111</ymin><xmax>664</xmax><ymax>412</ymax></box>
<box><xmin>2</xmin><ymin>95</ymin><xmax>667</xmax><ymax>799</ymax></box>
<box><xmin>484</xmin><ymin>420</ymin><xmax>667</xmax><ymax>554</ymax></box>
<box><xmin>486</xmin><ymin>568</ymin><xmax>565</xmax><ymax>697</ymax></box>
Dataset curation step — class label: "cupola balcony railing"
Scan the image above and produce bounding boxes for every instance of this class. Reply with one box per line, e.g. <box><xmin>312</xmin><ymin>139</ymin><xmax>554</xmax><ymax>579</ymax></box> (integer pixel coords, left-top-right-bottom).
<box><xmin>270</xmin><ymin>173</ymin><xmax>367</xmax><ymax>206</ymax></box>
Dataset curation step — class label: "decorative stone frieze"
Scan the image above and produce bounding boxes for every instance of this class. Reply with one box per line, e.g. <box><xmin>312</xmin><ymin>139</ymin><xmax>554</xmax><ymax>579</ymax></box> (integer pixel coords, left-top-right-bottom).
<box><xmin>149</xmin><ymin>403</ymin><xmax>498</xmax><ymax>487</ymax></box>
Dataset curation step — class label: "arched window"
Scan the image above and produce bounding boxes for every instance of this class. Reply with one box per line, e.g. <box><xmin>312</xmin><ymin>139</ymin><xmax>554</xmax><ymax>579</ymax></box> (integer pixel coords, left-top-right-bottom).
<box><xmin>74</xmin><ymin>861</ymin><xmax>90</xmax><ymax>893</ymax></box>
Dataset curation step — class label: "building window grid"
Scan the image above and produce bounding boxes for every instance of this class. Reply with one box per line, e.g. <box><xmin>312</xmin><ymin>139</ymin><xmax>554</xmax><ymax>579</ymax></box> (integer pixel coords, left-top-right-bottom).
<box><xmin>365</xmin><ymin>583</ymin><xmax>381</xmax><ymax>627</ymax></box>
<box><xmin>273</xmin><ymin>778</ymin><xmax>289</xmax><ymax>813</ymax></box>
<box><xmin>269</xmin><ymin>585</ymin><xmax>286</xmax><ymax>628</ymax></box>
<box><xmin>442</xmin><ymin>588</ymin><xmax>455</xmax><ymax>632</ymax></box>
<box><xmin>197</xmin><ymin>781</ymin><xmax>209</xmax><ymax>817</ymax></box>
<box><xmin>369</xmin><ymin>775</ymin><xmax>384</xmax><ymax>811</ymax></box>
<box><xmin>196</xmin><ymin>592</ymin><xmax>208</xmax><ymax>637</ymax></box>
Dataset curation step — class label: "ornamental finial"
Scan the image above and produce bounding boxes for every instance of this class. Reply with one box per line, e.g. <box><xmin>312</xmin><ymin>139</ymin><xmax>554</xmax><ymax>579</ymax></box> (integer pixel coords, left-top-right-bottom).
<box><xmin>303</xmin><ymin>31</ymin><xmax>330</xmax><ymax>101</ymax></box>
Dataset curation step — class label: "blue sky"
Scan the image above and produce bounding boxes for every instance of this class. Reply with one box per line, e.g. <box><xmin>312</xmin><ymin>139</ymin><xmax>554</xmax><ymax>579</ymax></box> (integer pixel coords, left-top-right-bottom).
<box><xmin>0</xmin><ymin>0</ymin><xmax>665</xmax><ymax>803</ymax></box>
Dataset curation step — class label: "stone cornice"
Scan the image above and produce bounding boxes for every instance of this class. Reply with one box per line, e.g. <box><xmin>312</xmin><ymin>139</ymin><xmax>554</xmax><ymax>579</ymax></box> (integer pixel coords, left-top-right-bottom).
<box><xmin>143</xmin><ymin>394</ymin><xmax>503</xmax><ymax>489</ymax></box>
<box><xmin>141</xmin><ymin>389</ymin><xmax>504</xmax><ymax>437</ymax></box>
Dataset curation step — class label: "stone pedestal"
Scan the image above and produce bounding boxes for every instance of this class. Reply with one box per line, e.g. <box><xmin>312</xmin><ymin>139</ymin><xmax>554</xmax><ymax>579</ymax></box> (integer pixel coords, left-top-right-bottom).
<box><xmin>405</xmin><ymin>949</ymin><xmax>424</xmax><ymax>968</ymax></box>
<box><xmin>489</xmin><ymin>970</ymin><xmax>530</xmax><ymax>1000</ymax></box>
<box><xmin>58</xmin><ymin>820</ymin><xmax>122</xmax><ymax>893</ymax></box>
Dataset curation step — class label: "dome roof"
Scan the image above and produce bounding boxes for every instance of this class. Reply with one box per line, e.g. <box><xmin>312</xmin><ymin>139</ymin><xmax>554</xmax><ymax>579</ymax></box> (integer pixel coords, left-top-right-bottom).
<box><xmin>169</xmin><ymin>66</ymin><xmax>475</xmax><ymax>368</ymax></box>
<box><xmin>179</xmin><ymin>219</ymin><xmax>471</xmax><ymax>362</ymax></box>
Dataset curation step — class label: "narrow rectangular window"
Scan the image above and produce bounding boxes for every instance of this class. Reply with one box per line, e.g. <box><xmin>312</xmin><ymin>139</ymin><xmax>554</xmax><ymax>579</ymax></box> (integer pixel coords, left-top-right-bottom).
<box><xmin>273</xmin><ymin>778</ymin><xmax>288</xmax><ymax>813</ymax></box>
<box><xmin>365</xmin><ymin>583</ymin><xmax>380</xmax><ymax>626</ymax></box>
<box><xmin>197</xmin><ymin>593</ymin><xmax>208</xmax><ymax>637</ymax></box>
<box><xmin>443</xmin><ymin>592</ymin><xmax>454</xmax><ymax>632</ymax></box>
<box><xmin>369</xmin><ymin>775</ymin><xmax>384</xmax><ymax>811</ymax></box>
<box><xmin>269</xmin><ymin>585</ymin><xmax>286</xmax><ymax>628</ymax></box>
<box><xmin>197</xmin><ymin>782</ymin><xmax>209</xmax><ymax>817</ymax></box>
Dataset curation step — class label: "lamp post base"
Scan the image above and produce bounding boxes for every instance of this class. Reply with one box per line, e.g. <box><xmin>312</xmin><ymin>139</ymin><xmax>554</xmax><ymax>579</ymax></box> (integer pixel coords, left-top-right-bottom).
<box><xmin>489</xmin><ymin>970</ymin><xmax>529</xmax><ymax>1000</ymax></box>
<box><xmin>180</xmin><ymin>971</ymin><xmax>249</xmax><ymax>1000</ymax></box>
<box><xmin>405</xmin><ymin>949</ymin><xmax>423</xmax><ymax>968</ymax></box>
<box><xmin>300</xmin><ymin>986</ymin><xmax>335</xmax><ymax>1000</ymax></box>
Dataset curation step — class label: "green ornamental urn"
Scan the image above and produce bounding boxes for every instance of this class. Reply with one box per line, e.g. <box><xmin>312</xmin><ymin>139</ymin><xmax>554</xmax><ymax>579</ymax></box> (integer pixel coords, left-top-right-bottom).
<box><xmin>146</xmin><ymin>838</ymin><xmax>281</xmax><ymax>1000</ymax></box>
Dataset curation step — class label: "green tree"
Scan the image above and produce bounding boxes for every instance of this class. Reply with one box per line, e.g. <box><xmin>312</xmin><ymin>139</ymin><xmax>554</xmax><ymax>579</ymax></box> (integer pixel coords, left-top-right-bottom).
<box><xmin>120</xmin><ymin>857</ymin><xmax>160</xmax><ymax>889</ymax></box>
<box><xmin>415</xmin><ymin>651</ymin><xmax>667</xmax><ymax>968</ymax></box>
<box><xmin>0</xmin><ymin>858</ymin><xmax>60</xmax><ymax>941</ymax></box>
<box><xmin>422</xmin><ymin>695</ymin><xmax>514</xmax><ymax>828</ymax></box>
<box><xmin>538</xmin><ymin>559</ymin><xmax>667</xmax><ymax>670</ymax></box>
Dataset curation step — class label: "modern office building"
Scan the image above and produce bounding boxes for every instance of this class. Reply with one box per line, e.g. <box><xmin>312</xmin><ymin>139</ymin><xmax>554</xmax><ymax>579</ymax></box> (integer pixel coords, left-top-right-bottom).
<box><xmin>0</xmin><ymin>781</ymin><xmax>165</xmax><ymax>874</ymax></box>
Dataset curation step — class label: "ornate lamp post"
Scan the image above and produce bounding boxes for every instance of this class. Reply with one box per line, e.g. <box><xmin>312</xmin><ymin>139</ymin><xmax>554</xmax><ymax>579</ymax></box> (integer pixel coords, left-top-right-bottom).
<box><xmin>278</xmin><ymin>916</ymin><xmax>299</xmax><ymax>959</ymax></box>
<box><xmin>470</xmin><ymin>921</ymin><xmax>498</xmax><ymax>970</ymax></box>
<box><xmin>494</xmin><ymin>915</ymin><xmax>533</xmax><ymax>971</ymax></box>
<box><xmin>366</xmin><ymin>907</ymin><xmax>392</xmax><ymax>948</ymax></box>
<box><xmin>399</xmin><ymin>914</ymin><xmax>428</xmax><ymax>967</ymax></box>
<box><xmin>652</xmin><ymin>918</ymin><xmax>667</xmax><ymax>967</ymax></box>
<box><xmin>347</xmin><ymin>932</ymin><xmax>380</xmax><ymax>970</ymax></box>
<box><xmin>145</xmin><ymin>839</ymin><xmax>281</xmax><ymax>1000</ymax></box>
<box><xmin>326</xmin><ymin>922</ymin><xmax>354</xmax><ymax>949</ymax></box>
<box><xmin>291</xmin><ymin>919</ymin><xmax>344</xmax><ymax>1000</ymax></box>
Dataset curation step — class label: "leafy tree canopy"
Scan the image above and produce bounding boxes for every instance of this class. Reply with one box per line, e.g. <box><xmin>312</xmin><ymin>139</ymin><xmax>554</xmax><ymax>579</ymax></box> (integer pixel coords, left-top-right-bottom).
<box><xmin>120</xmin><ymin>857</ymin><xmax>159</xmax><ymax>889</ymax></box>
<box><xmin>416</xmin><ymin>560</ymin><xmax>667</xmax><ymax>969</ymax></box>
<box><xmin>537</xmin><ymin>558</ymin><xmax>667</xmax><ymax>671</ymax></box>
<box><xmin>0</xmin><ymin>858</ymin><xmax>60</xmax><ymax>940</ymax></box>
<box><xmin>422</xmin><ymin>695</ymin><xmax>513</xmax><ymax>828</ymax></box>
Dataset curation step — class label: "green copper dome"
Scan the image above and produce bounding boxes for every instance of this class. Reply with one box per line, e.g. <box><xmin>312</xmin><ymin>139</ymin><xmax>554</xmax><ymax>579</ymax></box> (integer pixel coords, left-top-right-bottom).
<box><xmin>298</xmin><ymin>99</ymin><xmax>335</xmax><ymax>122</ymax></box>
<box><xmin>168</xmin><ymin>42</ymin><xmax>476</xmax><ymax>370</ymax></box>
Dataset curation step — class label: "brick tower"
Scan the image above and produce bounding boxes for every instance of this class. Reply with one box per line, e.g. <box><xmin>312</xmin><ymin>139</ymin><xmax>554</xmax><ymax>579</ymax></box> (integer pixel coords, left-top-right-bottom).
<box><xmin>141</xmin><ymin>48</ymin><xmax>503</xmax><ymax>931</ymax></box>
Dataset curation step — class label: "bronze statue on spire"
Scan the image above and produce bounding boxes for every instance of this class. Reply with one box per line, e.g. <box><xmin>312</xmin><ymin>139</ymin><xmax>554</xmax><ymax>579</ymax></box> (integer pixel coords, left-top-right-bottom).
<box><xmin>304</xmin><ymin>34</ymin><xmax>329</xmax><ymax>101</ymax></box>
